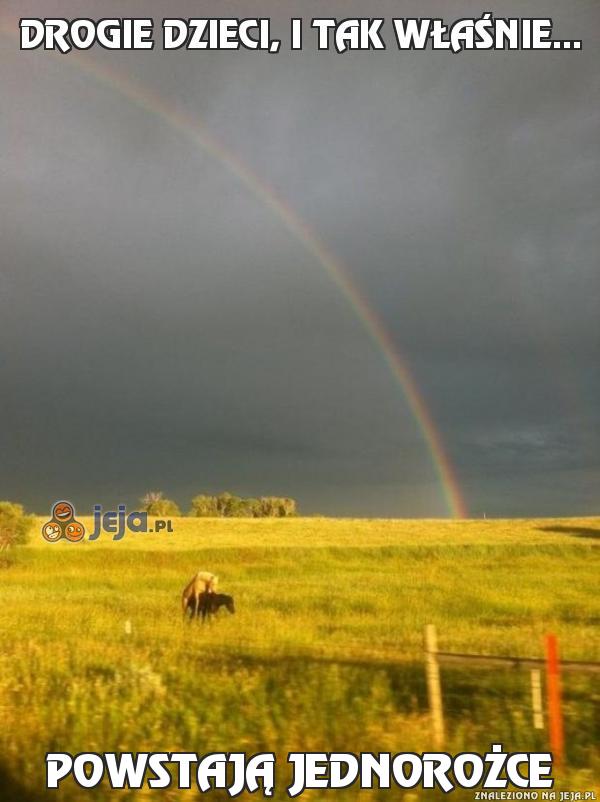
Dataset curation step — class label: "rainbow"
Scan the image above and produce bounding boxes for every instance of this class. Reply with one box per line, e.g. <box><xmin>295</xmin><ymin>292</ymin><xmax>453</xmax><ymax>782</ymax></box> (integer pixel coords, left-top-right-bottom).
<box><xmin>1</xmin><ymin>24</ymin><xmax>467</xmax><ymax>517</ymax></box>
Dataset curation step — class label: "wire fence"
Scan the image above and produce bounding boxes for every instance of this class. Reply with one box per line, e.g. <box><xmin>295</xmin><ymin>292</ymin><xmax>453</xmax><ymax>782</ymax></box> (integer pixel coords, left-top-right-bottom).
<box><xmin>424</xmin><ymin>625</ymin><xmax>600</xmax><ymax>768</ymax></box>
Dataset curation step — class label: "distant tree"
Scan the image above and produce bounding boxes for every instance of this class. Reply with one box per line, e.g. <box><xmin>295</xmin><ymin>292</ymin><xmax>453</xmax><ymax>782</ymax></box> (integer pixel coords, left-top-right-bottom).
<box><xmin>259</xmin><ymin>496</ymin><xmax>297</xmax><ymax>517</ymax></box>
<box><xmin>225</xmin><ymin>496</ymin><xmax>254</xmax><ymax>517</ymax></box>
<box><xmin>0</xmin><ymin>502</ymin><xmax>36</xmax><ymax>550</ymax></box>
<box><xmin>259</xmin><ymin>497</ymin><xmax>276</xmax><ymax>517</ymax></box>
<box><xmin>141</xmin><ymin>491</ymin><xmax>162</xmax><ymax>508</ymax></box>
<box><xmin>279</xmin><ymin>497</ymin><xmax>297</xmax><ymax>517</ymax></box>
<box><xmin>215</xmin><ymin>492</ymin><xmax>235</xmax><ymax>516</ymax></box>
<box><xmin>140</xmin><ymin>492</ymin><xmax>180</xmax><ymax>517</ymax></box>
<box><xmin>244</xmin><ymin>498</ymin><xmax>262</xmax><ymax>518</ymax></box>
<box><xmin>189</xmin><ymin>495</ymin><xmax>219</xmax><ymax>517</ymax></box>
<box><xmin>151</xmin><ymin>498</ymin><xmax>180</xmax><ymax>517</ymax></box>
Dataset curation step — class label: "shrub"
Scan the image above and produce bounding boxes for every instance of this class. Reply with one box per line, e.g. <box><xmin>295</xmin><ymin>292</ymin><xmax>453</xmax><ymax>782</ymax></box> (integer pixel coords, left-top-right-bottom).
<box><xmin>147</xmin><ymin>499</ymin><xmax>180</xmax><ymax>517</ymax></box>
<box><xmin>189</xmin><ymin>495</ymin><xmax>219</xmax><ymax>517</ymax></box>
<box><xmin>259</xmin><ymin>496</ymin><xmax>297</xmax><ymax>517</ymax></box>
<box><xmin>140</xmin><ymin>492</ymin><xmax>180</xmax><ymax>517</ymax></box>
<box><xmin>0</xmin><ymin>502</ymin><xmax>36</xmax><ymax>550</ymax></box>
<box><xmin>215</xmin><ymin>492</ymin><xmax>235</xmax><ymax>516</ymax></box>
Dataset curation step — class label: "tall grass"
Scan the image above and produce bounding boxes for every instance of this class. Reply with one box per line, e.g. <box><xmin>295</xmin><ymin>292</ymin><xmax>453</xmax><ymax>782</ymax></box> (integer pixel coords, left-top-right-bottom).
<box><xmin>0</xmin><ymin>517</ymin><xmax>598</xmax><ymax>800</ymax></box>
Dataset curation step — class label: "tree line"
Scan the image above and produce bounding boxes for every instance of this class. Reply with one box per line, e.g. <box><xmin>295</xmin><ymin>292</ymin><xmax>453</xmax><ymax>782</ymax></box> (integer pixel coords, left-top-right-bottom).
<box><xmin>142</xmin><ymin>491</ymin><xmax>297</xmax><ymax>518</ymax></box>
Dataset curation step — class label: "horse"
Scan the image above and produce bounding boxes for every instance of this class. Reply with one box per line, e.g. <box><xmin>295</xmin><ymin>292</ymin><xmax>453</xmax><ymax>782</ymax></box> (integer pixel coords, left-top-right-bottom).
<box><xmin>181</xmin><ymin>571</ymin><xmax>218</xmax><ymax>619</ymax></box>
<box><xmin>184</xmin><ymin>591</ymin><xmax>235</xmax><ymax>621</ymax></box>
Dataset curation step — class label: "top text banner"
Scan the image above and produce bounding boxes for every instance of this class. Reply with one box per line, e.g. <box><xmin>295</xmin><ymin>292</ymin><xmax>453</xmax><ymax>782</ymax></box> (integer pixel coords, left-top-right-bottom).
<box><xmin>19</xmin><ymin>16</ymin><xmax>583</xmax><ymax>55</ymax></box>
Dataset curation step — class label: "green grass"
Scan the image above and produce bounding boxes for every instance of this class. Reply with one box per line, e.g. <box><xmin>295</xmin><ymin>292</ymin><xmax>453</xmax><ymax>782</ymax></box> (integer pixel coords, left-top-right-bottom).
<box><xmin>0</xmin><ymin>517</ymin><xmax>599</xmax><ymax>800</ymax></box>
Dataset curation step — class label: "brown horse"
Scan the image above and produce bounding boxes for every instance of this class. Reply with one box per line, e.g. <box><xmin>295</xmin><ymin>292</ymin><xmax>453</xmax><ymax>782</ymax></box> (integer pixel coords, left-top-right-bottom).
<box><xmin>184</xmin><ymin>591</ymin><xmax>235</xmax><ymax>621</ymax></box>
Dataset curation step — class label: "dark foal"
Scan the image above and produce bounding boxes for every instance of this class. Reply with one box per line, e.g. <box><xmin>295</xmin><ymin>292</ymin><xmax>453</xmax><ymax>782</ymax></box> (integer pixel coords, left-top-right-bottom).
<box><xmin>186</xmin><ymin>592</ymin><xmax>235</xmax><ymax>621</ymax></box>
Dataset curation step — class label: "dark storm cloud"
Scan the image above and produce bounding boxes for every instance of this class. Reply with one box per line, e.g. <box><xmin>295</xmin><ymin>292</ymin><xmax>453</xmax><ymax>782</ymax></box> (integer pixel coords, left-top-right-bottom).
<box><xmin>1</xmin><ymin>0</ymin><xmax>598</xmax><ymax>516</ymax></box>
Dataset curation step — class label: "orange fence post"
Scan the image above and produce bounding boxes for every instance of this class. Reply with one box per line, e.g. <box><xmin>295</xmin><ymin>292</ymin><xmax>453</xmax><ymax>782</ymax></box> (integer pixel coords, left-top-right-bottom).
<box><xmin>545</xmin><ymin>633</ymin><xmax>564</xmax><ymax>768</ymax></box>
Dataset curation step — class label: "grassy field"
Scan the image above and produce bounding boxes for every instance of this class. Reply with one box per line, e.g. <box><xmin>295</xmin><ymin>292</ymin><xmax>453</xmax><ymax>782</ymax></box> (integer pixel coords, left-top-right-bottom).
<box><xmin>0</xmin><ymin>516</ymin><xmax>599</xmax><ymax>800</ymax></box>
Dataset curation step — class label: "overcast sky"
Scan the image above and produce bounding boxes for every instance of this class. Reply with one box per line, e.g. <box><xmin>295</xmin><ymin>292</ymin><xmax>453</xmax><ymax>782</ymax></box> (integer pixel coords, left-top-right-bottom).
<box><xmin>1</xmin><ymin>0</ymin><xmax>598</xmax><ymax>517</ymax></box>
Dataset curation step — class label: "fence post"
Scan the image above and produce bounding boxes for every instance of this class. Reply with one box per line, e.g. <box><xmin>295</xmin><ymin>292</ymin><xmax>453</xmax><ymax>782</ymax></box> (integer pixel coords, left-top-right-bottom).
<box><xmin>530</xmin><ymin>669</ymin><xmax>544</xmax><ymax>730</ymax></box>
<box><xmin>424</xmin><ymin>624</ymin><xmax>445</xmax><ymax>748</ymax></box>
<box><xmin>545</xmin><ymin>634</ymin><xmax>564</xmax><ymax>768</ymax></box>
